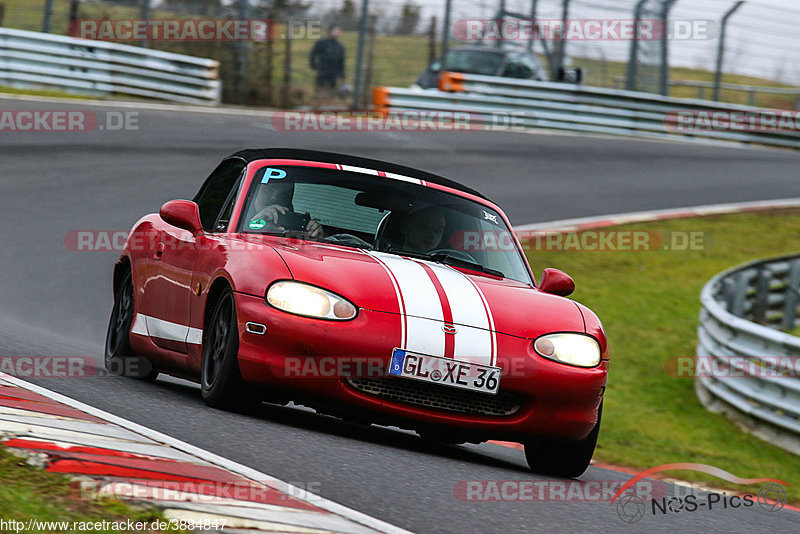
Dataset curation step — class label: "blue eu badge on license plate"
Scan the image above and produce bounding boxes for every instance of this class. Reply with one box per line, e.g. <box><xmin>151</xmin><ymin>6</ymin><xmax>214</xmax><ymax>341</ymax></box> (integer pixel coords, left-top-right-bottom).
<box><xmin>389</xmin><ymin>349</ymin><xmax>406</xmax><ymax>376</ymax></box>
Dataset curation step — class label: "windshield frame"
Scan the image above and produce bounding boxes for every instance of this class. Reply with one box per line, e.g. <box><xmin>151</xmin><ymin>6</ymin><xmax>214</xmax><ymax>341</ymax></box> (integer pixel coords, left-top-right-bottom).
<box><xmin>234</xmin><ymin>161</ymin><xmax>535</xmax><ymax>285</ymax></box>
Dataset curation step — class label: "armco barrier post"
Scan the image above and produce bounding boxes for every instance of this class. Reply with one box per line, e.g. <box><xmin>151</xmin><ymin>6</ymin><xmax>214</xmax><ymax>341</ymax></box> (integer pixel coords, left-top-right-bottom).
<box><xmin>625</xmin><ymin>0</ymin><xmax>648</xmax><ymax>91</ymax></box>
<box><xmin>441</xmin><ymin>0</ymin><xmax>452</xmax><ymax>71</ymax></box>
<box><xmin>527</xmin><ymin>0</ymin><xmax>539</xmax><ymax>53</ymax></box>
<box><xmin>713</xmin><ymin>1</ymin><xmax>745</xmax><ymax>102</ymax></box>
<box><xmin>140</xmin><ymin>0</ymin><xmax>151</xmax><ymax>48</ymax></box>
<box><xmin>352</xmin><ymin>0</ymin><xmax>370</xmax><ymax>110</ymax></box>
<box><xmin>234</xmin><ymin>0</ymin><xmax>251</xmax><ymax>104</ymax></box>
<box><xmin>494</xmin><ymin>1</ymin><xmax>506</xmax><ymax>49</ymax></box>
<box><xmin>552</xmin><ymin>0</ymin><xmax>570</xmax><ymax>80</ymax></box>
<box><xmin>659</xmin><ymin>0</ymin><xmax>680</xmax><ymax>96</ymax></box>
<box><xmin>42</xmin><ymin>0</ymin><xmax>54</xmax><ymax>33</ymax></box>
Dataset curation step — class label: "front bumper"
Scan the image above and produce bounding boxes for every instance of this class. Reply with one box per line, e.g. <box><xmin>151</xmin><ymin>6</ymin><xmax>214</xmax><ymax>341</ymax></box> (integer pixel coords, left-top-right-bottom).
<box><xmin>234</xmin><ymin>292</ymin><xmax>608</xmax><ymax>443</ymax></box>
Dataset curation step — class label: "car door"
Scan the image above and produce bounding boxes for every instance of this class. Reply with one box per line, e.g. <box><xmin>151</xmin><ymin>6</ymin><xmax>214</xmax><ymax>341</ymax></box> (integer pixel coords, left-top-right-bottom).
<box><xmin>143</xmin><ymin>159</ymin><xmax>245</xmax><ymax>355</ymax></box>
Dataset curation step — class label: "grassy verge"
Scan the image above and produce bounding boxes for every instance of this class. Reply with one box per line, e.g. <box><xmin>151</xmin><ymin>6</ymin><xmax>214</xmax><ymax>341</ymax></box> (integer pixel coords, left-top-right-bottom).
<box><xmin>0</xmin><ymin>445</ymin><xmax>180</xmax><ymax>532</ymax></box>
<box><xmin>524</xmin><ymin>211</ymin><xmax>800</xmax><ymax>502</ymax></box>
<box><xmin>0</xmin><ymin>86</ymin><xmax>96</xmax><ymax>100</ymax></box>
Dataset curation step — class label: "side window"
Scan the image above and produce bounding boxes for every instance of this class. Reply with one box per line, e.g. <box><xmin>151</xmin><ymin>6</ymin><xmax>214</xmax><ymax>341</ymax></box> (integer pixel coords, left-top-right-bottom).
<box><xmin>194</xmin><ymin>159</ymin><xmax>245</xmax><ymax>232</ymax></box>
<box><xmin>216</xmin><ymin>191</ymin><xmax>238</xmax><ymax>232</ymax></box>
<box><xmin>502</xmin><ymin>53</ymin><xmax>534</xmax><ymax>79</ymax></box>
<box><xmin>520</xmin><ymin>55</ymin><xmax>541</xmax><ymax>78</ymax></box>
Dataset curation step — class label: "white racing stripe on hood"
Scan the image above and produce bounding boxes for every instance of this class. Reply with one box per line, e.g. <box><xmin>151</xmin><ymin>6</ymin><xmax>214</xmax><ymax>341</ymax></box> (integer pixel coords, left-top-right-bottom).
<box><xmin>363</xmin><ymin>251</ymin><xmax>407</xmax><ymax>350</ymax></box>
<box><xmin>426</xmin><ymin>263</ymin><xmax>495</xmax><ymax>365</ymax></box>
<box><xmin>370</xmin><ymin>252</ymin><xmax>445</xmax><ymax>357</ymax></box>
<box><xmin>368</xmin><ymin>251</ymin><xmax>495</xmax><ymax>365</ymax></box>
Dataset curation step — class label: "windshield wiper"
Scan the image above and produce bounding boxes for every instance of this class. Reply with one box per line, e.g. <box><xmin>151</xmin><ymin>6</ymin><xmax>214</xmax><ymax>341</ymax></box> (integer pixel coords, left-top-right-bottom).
<box><xmin>387</xmin><ymin>249</ymin><xmax>504</xmax><ymax>278</ymax></box>
<box><xmin>429</xmin><ymin>252</ymin><xmax>505</xmax><ymax>278</ymax></box>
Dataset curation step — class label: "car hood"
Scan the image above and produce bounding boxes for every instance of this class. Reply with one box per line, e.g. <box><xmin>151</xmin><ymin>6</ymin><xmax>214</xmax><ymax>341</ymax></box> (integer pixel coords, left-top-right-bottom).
<box><xmin>271</xmin><ymin>241</ymin><xmax>586</xmax><ymax>339</ymax></box>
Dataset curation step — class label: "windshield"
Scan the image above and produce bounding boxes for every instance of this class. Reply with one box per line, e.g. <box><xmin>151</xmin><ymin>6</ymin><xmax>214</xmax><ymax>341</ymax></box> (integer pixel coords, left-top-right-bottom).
<box><xmin>239</xmin><ymin>165</ymin><xmax>533</xmax><ymax>284</ymax></box>
<box><xmin>444</xmin><ymin>49</ymin><xmax>504</xmax><ymax>75</ymax></box>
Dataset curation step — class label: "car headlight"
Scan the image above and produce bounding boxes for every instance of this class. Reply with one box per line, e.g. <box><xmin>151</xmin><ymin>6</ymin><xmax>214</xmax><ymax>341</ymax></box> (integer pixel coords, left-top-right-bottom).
<box><xmin>533</xmin><ymin>333</ymin><xmax>601</xmax><ymax>368</ymax></box>
<box><xmin>266</xmin><ymin>281</ymin><xmax>357</xmax><ymax>320</ymax></box>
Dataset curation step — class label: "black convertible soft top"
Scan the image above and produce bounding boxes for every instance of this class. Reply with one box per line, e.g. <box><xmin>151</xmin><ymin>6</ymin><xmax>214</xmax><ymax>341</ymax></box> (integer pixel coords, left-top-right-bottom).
<box><xmin>229</xmin><ymin>148</ymin><xmax>488</xmax><ymax>201</ymax></box>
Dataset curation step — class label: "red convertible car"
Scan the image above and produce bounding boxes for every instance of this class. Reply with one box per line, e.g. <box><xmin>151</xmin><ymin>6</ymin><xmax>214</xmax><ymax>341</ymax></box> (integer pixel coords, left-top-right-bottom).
<box><xmin>105</xmin><ymin>148</ymin><xmax>608</xmax><ymax>476</ymax></box>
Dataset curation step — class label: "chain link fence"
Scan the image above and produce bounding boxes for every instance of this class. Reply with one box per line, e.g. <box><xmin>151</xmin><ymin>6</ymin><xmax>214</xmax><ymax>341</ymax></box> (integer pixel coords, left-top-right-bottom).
<box><xmin>0</xmin><ymin>0</ymin><xmax>437</xmax><ymax>108</ymax></box>
<box><xmin>1</xmin><ymin>0</ymin><xmax>798</xmax><ymax>110</ymax></box>
<box><xmin>518</xmin><ymin>0</ymin><xmax>800</xmax><ymax>109</ymax></box>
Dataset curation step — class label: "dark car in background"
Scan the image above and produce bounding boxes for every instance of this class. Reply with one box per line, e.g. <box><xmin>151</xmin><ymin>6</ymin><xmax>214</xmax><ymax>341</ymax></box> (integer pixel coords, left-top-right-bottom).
<box><xmin>413</xmin><ymin>45</ymin><xmax>548</xmax><ymax>89</ymax></box>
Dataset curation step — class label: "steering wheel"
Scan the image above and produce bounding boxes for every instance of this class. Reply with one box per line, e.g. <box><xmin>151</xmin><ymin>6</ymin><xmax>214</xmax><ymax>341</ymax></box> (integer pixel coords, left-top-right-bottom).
<box><xmin>325</xmin><ymin>233</ymin><xmax>373</xmax><ymax>248</ymax></box>
<box><xmin>428</xmin><ymin>248</ymin><xmax>476</xmax><ymax>263</ymax></box>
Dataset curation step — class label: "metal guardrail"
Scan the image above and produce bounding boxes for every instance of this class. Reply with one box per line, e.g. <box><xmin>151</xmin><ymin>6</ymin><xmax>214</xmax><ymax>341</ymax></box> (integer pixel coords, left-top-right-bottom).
<box><xmin>373</xmin><ymin>72</ymin><xmax>800</xmax><ymax>150</ymax></box>
<box><xmin>696</xmin><ymin>254</ymin><xmax>800</xmax><ymax>454</ymax></box>
<box><xmin>612</xmin><ymin>77</ymin><xmax>800</xmax><ymax>110</ymax></box>
<box><xmin>0</xmin><ymin>28</ymin><xmax>221</xmax><ymax>104</ymax></box>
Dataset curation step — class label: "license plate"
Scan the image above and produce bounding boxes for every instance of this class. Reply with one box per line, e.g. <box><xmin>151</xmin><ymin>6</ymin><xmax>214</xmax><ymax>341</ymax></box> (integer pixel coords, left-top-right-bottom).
<box><xmin>387</xmin><ymin>349</ymin><xmax>501</xmax><ymax>395</ymax></box>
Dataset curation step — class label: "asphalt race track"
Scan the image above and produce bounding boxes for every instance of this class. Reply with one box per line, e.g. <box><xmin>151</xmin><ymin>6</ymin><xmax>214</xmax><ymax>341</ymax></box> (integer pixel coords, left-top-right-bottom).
<box><xmin>1</xmin><ymin>97</ymin><xmax>799</xmax><ymax>533</ymax></box>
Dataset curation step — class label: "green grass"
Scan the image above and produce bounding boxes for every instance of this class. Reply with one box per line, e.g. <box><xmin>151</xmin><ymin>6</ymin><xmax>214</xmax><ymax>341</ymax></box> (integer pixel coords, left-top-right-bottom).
<box><xmin>575</xmin><ymin>57</ymin><xmax>799</xmax><ymax>110</ymax></box>
<box><xmin>0</xmin><ymin>86</ymin><xmax>94</xmax><ymax>99</ymax></box>
<box><xmin>525</xmin><ymin>211</ymin><xmax>800</xmax><ymax>502</ymax></box>
<box><xmin>0</xmin><ymin>1</ymin><xmax>795</xmax><ymax>108</ymax></box>
<box><xmin>0</xmin><ymin>445</ymin><xmax>181</xmax><ymax>532</ymax></box>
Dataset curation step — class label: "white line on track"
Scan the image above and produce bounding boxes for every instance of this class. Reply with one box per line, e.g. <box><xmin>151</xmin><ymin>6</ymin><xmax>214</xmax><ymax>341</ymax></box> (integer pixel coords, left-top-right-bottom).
<box><xmin>514</xmin><ymin>197</ymin><xmax>800</xmax><ymax>232</ymax></box>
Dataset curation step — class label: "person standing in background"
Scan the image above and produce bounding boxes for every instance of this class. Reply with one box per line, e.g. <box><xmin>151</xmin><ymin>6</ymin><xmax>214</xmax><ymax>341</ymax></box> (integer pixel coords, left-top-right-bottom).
<box><xmin>309</xmin><ymin>25</ymin><xmax>345</xmax><ymax>108</ymax></box>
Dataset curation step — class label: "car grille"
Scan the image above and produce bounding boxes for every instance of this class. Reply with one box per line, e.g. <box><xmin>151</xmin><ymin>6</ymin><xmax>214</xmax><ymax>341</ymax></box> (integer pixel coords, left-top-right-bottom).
<box><xmin>346</xmin><ymin>377</ymin><xmax>521</xmax><ymax>417</ymax></box>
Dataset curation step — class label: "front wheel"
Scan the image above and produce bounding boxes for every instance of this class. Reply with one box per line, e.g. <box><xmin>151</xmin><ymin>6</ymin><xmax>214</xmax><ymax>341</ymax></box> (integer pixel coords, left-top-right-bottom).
<box><xmin>524</xmin><ymin>402</ymin><xmax>602</xmax><ymax>478</ymax></box>
<box><xmin>104</xmin><ymin>270</ymin><xmax>158</xmax><ymax>381</ymax></box>
<box><xmin>201</xmin><ymin>288</ymin><xmax>259</xmax><ymax>410</ymax></box>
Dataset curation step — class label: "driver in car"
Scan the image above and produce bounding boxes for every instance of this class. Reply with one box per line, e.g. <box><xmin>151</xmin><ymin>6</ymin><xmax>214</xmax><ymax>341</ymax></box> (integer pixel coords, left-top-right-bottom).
<box><xmin>400</xmin><ymin>206</ymin><xmax>447</xmax><ymax>253</ymax></box>
<box><xmin>251</xmin><ymin>181</ymin><xmax>323</xmax><ymax>238</ymax></box>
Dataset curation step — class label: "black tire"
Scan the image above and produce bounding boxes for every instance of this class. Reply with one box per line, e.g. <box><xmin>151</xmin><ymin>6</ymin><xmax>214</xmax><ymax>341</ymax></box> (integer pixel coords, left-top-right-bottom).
<box><xmin>524</xmin><ymin>402</ymin><xmax>602</xmax><ymax>478</ymax></box>
<box><xmin>200</xmin><ymin>288</ymin><xmax>259</xmax><ymax>410</ymax></box>
<box><xmin>105</xmin><ymin>270</ymin><xmax>158</xmax><ymax>381</ymax></box>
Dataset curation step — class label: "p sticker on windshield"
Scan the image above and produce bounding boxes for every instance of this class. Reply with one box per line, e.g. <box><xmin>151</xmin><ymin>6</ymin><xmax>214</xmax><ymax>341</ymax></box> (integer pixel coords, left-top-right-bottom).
<box><xmin>261</xmin><ymin>167</ymin><xmax>287</xmax><ymax>184</ymax></box>
<box><xmin>483</xmin><ymin>210</ymin><xmax>499</xmax><ymax>224</ymax></box>
<box><xmin>249</xmin><ymin>218</ymin><xmax>267</xmax><ymax>230</ymax></box>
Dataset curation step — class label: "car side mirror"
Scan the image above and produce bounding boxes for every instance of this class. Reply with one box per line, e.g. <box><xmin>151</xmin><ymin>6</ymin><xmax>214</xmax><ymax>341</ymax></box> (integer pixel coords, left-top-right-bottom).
<box><xmin>539</xmin><ymin>268</ymin><xmax>575</xmax><ymax>297</ymax></box>
<box><xmin>159</xmin><ymin>200</ymin><xmax>202</xmax><ymax>235</ymax></box>
<box><xmin>557</xmin><ymin>67</ymin><xmax>583</xmax><ymax>84</ymax></box>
